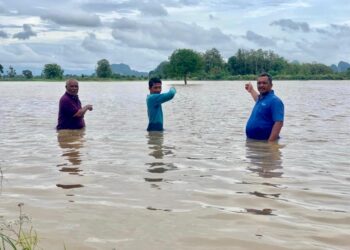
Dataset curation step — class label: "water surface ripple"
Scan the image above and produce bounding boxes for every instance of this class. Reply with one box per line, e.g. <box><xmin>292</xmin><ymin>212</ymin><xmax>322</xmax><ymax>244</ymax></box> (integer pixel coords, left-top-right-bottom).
<box><xmin>0</xmin><ymin>81</ymin><xmax>349</xmax><ymax>250</ymax></box>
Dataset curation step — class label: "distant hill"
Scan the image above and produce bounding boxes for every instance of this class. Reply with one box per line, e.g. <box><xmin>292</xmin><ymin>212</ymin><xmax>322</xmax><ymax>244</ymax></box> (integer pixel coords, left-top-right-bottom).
<box><xmin>330</xmin><ymin>64</ymin><xmax>338</xmax><ymax>72</ymax></box>
<box><xmin>330</xmin><ymin>61</ymin><xmax>350</xmax><ymax>72</ymax></box>
<box><xmin>111</xmin><ymin>63</ymin><xmax>148</xmax><ymax>77</ymax></box>
<box><xmin>337</xmin><ymin>61</ymin><xmax>350</xmax><ymax>72</ymax></box>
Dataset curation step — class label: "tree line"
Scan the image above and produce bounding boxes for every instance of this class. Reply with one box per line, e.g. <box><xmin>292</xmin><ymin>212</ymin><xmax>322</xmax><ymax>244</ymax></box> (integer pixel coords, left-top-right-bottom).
<box><xmin>1</xmin><ymin>48</ymin><xmax>350</xmax><ymax>82</ymax></box>
<box><xmin>0</xmin><ymin>59</ymin><xmax>147</xmax><ymax>81</ymax></box>
<box><xmin>150</xmin><ymin>48</ymin><xmax>350</xmax><ymax>84</ymax></box>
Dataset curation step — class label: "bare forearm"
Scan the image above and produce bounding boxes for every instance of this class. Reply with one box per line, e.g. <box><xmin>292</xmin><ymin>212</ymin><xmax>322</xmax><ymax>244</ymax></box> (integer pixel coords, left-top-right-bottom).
<box><xmin>73</xmin><ymin>107</ymin><xmax>87</xmax><ymax>117</ymax></box>
<box><xmin>250</xmin><ymin>89</ymin><xmax>259</xmax><ymax>101</ymax></box>
<box><xmin>245</xmin><ymin>83</ymin><xmax>259</xmax><ymax>101</ymax></box>
<box><xmin>74</xmin><ymin>105</ymin><xmax>92</xmax><ymax>117</ymax></box>
<box><xmin>268</xmin><ymin>121</ymin><xmax>283</xmax><ymax>142</ymax></box>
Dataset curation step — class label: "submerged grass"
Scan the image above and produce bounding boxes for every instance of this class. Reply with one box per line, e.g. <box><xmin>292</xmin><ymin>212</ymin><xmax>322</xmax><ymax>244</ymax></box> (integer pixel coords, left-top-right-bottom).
<box><xmin>0</xmin><ymin>203</ymin><xmax>39</xmax><ymax>250</ymax></box>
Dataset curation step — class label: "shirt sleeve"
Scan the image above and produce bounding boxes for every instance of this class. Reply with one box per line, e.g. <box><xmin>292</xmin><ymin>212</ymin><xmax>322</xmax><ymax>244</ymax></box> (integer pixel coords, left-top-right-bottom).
<box><xmin>271</xmin><ymin>98</ymin><xmax>284</xmax><ymax>122</ymax></box>
<box><xmin>151</xmin><ymin>87</ymin><xmax>176</xmax><ymax>105</ymax></box>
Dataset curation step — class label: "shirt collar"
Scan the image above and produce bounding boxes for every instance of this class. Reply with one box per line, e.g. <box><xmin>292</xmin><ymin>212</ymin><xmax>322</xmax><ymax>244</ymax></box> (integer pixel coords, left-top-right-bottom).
<box><xmin>258</xmin><ymin>90</ymin><xmax>274</xmax><ymax>100</ymax></box>
<box><xmin>65</xmin><ymin>92</ymin><xmax>79</xmax><ymax>100</ymax></box>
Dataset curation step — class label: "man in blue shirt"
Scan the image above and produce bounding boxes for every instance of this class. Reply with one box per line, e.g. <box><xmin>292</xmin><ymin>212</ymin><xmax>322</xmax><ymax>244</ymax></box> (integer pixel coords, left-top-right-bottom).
<box><xmin>245</xmin><ymin>73</ymin><xmax>284</xmax><ymax>141</ymax></box>
<box><xmin>147</xmin><ymin>77</ymin><xmax>176</xmax><ymax>131</ymax></box>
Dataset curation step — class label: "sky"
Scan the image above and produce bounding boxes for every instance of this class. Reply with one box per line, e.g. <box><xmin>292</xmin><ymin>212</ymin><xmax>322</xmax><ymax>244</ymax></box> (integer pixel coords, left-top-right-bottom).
<box><xmin>1</xmin><ymin>0</ymin><xmax>350</xmax><ymax>74</ymax></box>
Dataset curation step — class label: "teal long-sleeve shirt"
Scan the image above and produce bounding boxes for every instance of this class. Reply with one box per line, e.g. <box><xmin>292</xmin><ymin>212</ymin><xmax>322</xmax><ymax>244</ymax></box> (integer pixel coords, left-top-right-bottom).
<box><xmin>147</xmin><ymin>87</ymin><xmax>176</xmax><ymax>131</ymax></box>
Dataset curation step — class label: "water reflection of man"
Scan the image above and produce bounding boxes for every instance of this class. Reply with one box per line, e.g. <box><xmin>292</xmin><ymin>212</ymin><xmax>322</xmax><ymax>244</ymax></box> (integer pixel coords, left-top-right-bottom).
<box><xmin>57</xmin><ymin>130</ymin><xmax>85</xmax><ymax>167</ymax></box>
<box><xmin>56</xmin><ymin>79</ymin><xmax>93</xmax><ymax>130</ymax></box>
<box><xmin>146</xmin><ymin>132</ymin><xmax>176</xmax><ymax>175</ymax></box>
<box><xmin>57</xmin><ymin>130</ymin><xmax>85</xmax><ymax>190</ymax></box>
<box><xmin>147</xmin><ymin>131</ymin><xmax>165</xmax><ymax>159</ymax></box>
<box><xmin>245</xmin><ymin>140</ymin><xmax>283</xmax><ymax>178</ymax></box>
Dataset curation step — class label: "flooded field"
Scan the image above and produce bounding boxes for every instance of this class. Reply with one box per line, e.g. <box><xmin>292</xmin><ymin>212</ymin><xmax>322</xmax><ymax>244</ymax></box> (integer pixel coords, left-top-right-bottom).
<box><xmin>0</xmin><ymin>80</ymin><xmax>349</xmax><ymax>249</ymax></box>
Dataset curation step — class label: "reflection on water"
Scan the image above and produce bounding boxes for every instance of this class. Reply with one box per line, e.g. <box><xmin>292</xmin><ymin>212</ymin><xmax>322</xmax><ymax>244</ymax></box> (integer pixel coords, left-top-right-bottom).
<box><xmin>249</xmin><ymin>191</ymin><xmax>280</xmax><ymax>198</ymax></box>
<box><xmin>56</xmin><ymin>129</ymin><xmax>85</xmax><ymax>189</ymax></box>
<box><xmin>146</xmin><ymin>132</ymin><xmax>174</xmax><ymax>159</ymax></box>
<box><xmin>245</xmin><ymin>208</ymin><xmax>274</xmax><ymax>216</ymax></box>
<box><xmin>146</xmin><ymin>162</ymin><xmax>177</xmax><ymax>173</ymax></box>
<box><xmin>145</xmin><ymin>132</ymin><xmax>177</xmax><ymax>183</ymax></box>
<box><xmin>57</xmin><ymin>129</ymin><xmax>85</xmax><ymax>166</ymax></box>
<box><xmin>245</xmin><ymin>140</ymin><xmax>283</xmax><ymax>178</ymax></box>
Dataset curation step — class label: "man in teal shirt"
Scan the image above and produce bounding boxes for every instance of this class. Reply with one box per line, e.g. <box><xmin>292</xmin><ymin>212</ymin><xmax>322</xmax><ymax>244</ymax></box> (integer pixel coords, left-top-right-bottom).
<box><xmin>147</xmin><ymin>77</ymin><xmax>176</xmax><ymax>131</ymax></box>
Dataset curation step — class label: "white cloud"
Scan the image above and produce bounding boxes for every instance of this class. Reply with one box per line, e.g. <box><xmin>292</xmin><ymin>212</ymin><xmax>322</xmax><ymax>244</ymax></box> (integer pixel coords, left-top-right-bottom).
<box><xmin>111</xmin><ymin>18</ymin><xmax>233</xmax><ymax>52</ymax></box>
<box><xmin>245</xmin><ymin>31</ymin><xmax>276</xmax><ymax>47</ymax></box>
<box><xmin>40</xmin><ymin>11</ymin><xmax>102</xmax><ymax>27</ymax></box>
<box><xmin>271</xmin><ymin>19</ymin><xmax>311</xmax><ymax>32</ymax></box>
<box><xmin>0</xmin><ymin>44</ymin><xmax>47</xmax><ymax>66</ymax></box>
<box><xmin>0</xmin><ymin>0</ymin><xmax>349</xmax><ymax>71</ymax></box>
<box><xmin>82</xmin><ymin>33</ymin><xmax>110</xmax><ymax>53</ymax></box>
<box><xmin>0</xmin><ymin>30</ymin><xmax>9</xmax><ymax>38</ymax></box>
<box><xmin>0</xmin><ymin>3</ymin><xmax>8</xmax><ymax>14</ymax></box>
<box><xmin>13</xmin><ymin>24</ymin><xmax>36</xmax><ymax>40</ymax></box>
<box><xmin>82</xmin><ymin>0</ymin><xmax>168</xmax><ymax>16</ymax></box>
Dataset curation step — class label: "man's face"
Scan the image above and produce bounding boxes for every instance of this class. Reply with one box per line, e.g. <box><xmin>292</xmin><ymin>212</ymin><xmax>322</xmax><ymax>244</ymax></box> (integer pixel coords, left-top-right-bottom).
<box><xmin>149</xmin><ymin>82</ymin><xmax>162</xmax><ymax>94</ymax></box>
<box><xmin>66</xmin><ymin>81</ymin><xmax>79</xmax><ymax>95</ymax></box>
<box><xmin>257</xmin><ymin>76</ymin><xmax>272</xmax><ymax>95</ymax></box>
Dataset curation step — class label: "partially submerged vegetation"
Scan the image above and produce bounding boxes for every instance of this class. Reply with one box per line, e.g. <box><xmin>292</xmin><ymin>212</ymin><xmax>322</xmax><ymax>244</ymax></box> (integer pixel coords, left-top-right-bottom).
<box><xmin>0</xmin><ymin>203</ymin><xmax>39</xmax><ymax>250</ymax></box>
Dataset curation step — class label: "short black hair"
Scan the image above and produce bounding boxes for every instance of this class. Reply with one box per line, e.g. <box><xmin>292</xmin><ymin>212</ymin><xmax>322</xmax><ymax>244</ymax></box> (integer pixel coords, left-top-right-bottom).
<box><xmin>149</xmin><ymin>77</ymin><xmax>162</xmax><ymax>88</ymax></box>
<box><xmin>258</xmin><ymin>72</ymin><xmax>272</xmax><ymax>84</ymax></box>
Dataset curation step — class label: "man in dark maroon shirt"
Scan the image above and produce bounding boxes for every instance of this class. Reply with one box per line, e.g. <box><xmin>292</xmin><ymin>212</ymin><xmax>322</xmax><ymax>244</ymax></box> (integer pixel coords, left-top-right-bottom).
<box><xmin>56</xmin><ymin>79</ymin><xmax>93</xmax><ymax>130</ymax></box>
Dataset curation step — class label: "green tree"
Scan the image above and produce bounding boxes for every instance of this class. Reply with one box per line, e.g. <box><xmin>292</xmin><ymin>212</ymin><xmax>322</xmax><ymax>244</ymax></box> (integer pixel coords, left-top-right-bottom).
<box><xmin>0</xmin><ymin>64</ymin><xmax>3</xmax><ymax>76</ymax></box>
<box><xmin>169</xmin><ymin>49</ymin><xmax>203</xmax><ymax>84</ymax></box>
<box><xmin>227</xmin><ymin>49</ymin><xmax>288</xmax><ymax>75</ymax></box>
<box><xmin>22</xmin><ymin>70</ymin><xmax>33</xmax><ymax>79</ymax></box>
<box><xmin>227</xmin><ymin>55</ymin><xmax>239</xmax><ymax>75</ymax></box>
<box><xmin>267</xmin><ymin>50</ymin><xmax>288</xmax><ymax>75</ymax></box>
<box><xmin>203</xmin><ymin>48</ymin><xmax>225</xmax><ymax>74</ymax></box>
<box><xmin>283</xmin><ymin>62</ymin><xmax>332</xmax><ymax>76</ymax></box>
<box><xmin>227</xmin><ymin>49</ymin><xmax>249</xmax><ymax>75</ymax></box>
<box><xmin>7</xmin><ymin>65</ymin><xmax>16</xmax><ymax>78</ymax></box>
<box><xmin>96</xmin><ymin>59</ymin><xmax>112</xmax><ymax>78</ymax></box>
<box><xmin>308</xmin><ymin>63</ymin><xmax>333</xmax><ymax>75</ymax></box>
<box><xmin>43</xmin><ymin>63</ymin><xmax>64</xmax><ymax>79</ymax></box>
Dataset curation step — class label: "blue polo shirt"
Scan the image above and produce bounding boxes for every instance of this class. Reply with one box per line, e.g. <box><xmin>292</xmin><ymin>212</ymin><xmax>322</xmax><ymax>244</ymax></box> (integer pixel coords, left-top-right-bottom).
<box><xmin>246</xmin><ymin>90</ymin><xmax>284</xmax><ymax>140</ymax></box>
<box><xmin>147</xmin><ymin>87</ymin><xmax>176</xmax><ymax>131</ymax></box>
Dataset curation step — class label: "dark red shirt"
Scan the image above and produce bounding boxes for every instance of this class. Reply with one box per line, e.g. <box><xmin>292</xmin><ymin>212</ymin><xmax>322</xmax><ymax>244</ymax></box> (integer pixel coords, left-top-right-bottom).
<box><xmin>56</xmin><ymin>92</ymin><xmax>85</xmax><ymax>130</ymax></box>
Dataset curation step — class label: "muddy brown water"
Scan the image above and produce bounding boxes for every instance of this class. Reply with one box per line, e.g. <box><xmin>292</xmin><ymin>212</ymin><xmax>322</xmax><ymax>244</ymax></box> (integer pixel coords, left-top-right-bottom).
<box><xmin>0</xmin><ymin>81</ymin><xmax>349</xmax><ymax>249</ymax></box>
